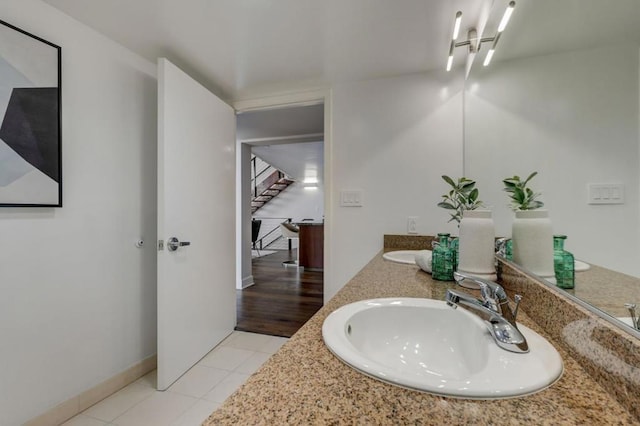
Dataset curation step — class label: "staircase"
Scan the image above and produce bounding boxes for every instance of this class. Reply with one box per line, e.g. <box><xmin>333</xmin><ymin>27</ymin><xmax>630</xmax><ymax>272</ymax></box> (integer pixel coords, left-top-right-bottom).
<box><xmin>251</xmin><ymin>157</ymin><xmax>295</xmax><ymax>213</ymax></box>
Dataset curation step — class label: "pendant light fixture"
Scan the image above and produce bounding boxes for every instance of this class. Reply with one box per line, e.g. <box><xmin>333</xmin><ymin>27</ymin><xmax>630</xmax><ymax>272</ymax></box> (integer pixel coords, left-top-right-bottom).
<box><xmin>446</xmin><ymin>11</ymin><xmax>462</xmax><ymax>71</ymax></box>
<box><xmin>446</xmin><ymin>1</ymin><xmax>516</xmax><ymax>72</ymax></box>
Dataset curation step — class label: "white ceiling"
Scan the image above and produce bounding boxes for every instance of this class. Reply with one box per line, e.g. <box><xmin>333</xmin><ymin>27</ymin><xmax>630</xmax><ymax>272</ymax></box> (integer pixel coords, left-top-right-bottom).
<box><xmin>42</xmin><ymin>0</ymin><xmax>640</xmax><ymax>100</ymax></box>
<box><xmin>252</xmin><ymin>141</ymin><xmax>324</xmax><ymax>184</ymax></box>
<box><xmin>42</xmin><ymin>0</ymin><xmax>640</xmax><ymax>186</ymax></box>
<box><xmin>42</xmin><ymin>0</ymin><xmax>486</xmax><ymax>100</ymax></box>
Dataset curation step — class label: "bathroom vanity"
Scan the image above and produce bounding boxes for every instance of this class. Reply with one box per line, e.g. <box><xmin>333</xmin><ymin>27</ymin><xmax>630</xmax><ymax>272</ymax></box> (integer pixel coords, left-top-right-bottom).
<box><xmin>204</xmin><ymin>241</ymin><xmax>639</xmax><ymax>424</ymax></box>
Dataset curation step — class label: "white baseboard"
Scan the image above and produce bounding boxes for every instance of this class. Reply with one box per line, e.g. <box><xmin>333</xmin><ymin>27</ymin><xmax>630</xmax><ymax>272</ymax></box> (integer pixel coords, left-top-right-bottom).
<box><xmin>25</xmin><ymin>354</ymin><xmax>157</xmax><ymax>426</ymax></box>
<box><xmin>241</xmin><ymin>275</ymin><xmax>255</xmax><ymax>289</ymax></box>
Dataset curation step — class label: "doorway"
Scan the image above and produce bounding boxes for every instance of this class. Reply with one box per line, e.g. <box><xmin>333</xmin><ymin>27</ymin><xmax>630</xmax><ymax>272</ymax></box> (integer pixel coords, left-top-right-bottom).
<box><xmin>235</xmin><ymin>102</ymin><xmax>326</xmax><ymax>337</ymax></box>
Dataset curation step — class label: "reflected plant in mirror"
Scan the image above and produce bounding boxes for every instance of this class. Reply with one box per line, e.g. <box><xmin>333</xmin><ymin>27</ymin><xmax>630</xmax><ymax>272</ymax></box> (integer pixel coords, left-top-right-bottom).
<box><xmin>503</xmin><ymin>172</ymin><xmax>544</xmax><ymax>211</ymax></box>
<box><xmin>503</xmin><ymin>171</ymin><xmax>556</xmax><ymax>283</ymax></box>
<box><xmin>464</xmin><ymin>0</ymin><xmax>640</xmax><ymax>338</ymax></box>
<box><xmin>437</xmin><ymin>175</ymin><xmax>484</xmax><ymax>225</ymax></box>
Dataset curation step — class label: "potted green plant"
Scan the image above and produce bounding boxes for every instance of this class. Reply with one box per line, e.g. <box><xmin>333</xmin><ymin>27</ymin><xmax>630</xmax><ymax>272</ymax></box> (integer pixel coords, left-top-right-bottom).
<box><xmin>437</xmin><ymin>175</ymin><xmax>484</xmax><ymax>225</ymax></box>
<box><xmin>502</xmin><ymin>171</ymin><xmax>556</xmax><ymax>283</ymax></box>
<box><xmin>437</xmin><ymin>176</ymin><xmax>496</xmax><ymax>283</ymax></box>
<box><xmin>502</xmin><ymin>171</ymin><xmax>544</xmax><ymax>211</ymax></box>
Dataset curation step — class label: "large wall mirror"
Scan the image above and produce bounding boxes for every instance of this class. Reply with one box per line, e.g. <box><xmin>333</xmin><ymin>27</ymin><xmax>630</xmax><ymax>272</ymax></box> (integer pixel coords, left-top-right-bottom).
<box><xmin>464</xmin><ymin>0</ymin><xmax>640</xmax><ymax>334</ymax></box>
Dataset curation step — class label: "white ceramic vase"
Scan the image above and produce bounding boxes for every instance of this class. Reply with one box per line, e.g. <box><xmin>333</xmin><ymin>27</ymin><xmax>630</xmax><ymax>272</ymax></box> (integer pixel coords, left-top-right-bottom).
<box><xmin>512</xmin><ymin>209</ymin><xmax>556</xmax><ymax>284</ymax></box>
<box><xmin>457</xmin><ymin>209</ymin><xmax>497</xmax><ymax>282</ymax></box>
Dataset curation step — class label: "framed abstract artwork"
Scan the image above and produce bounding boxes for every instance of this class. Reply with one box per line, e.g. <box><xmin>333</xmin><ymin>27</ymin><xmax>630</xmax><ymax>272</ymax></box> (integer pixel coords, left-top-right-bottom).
<box><xmin>0</xmin><ymin>19</ymin><xmax>61</xmax><ymax>207</ymax></box>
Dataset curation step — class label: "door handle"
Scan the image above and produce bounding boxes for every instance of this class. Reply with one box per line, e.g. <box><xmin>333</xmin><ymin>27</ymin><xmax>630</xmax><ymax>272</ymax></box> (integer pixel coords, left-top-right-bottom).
<box><xmin>167</xmin><ymin>237</ymin><xmax>191</xmax><ymax>252</ymax></box>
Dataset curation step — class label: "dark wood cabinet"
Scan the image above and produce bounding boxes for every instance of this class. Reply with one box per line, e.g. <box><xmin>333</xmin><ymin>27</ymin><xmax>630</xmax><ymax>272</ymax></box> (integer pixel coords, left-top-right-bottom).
<box><xmin>298</xmin><ymin>223</ymin><xmax>324</xmax><ymax>270</ymax></box>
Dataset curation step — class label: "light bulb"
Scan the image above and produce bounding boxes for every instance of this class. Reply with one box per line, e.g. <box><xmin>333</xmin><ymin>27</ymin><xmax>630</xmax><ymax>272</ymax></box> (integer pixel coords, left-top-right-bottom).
<box><xmin>452</xmin><ymin>11</ymin><xmax>462</xmax><ymax>40</ymax></box>
<box><xmin>497</xmin><ymin>1</ymin><xmax>515</xmax><ymax>32</ymax></box>
<box><xmin>483</xmin><ymin>49</ymin><xmax>495</xmax><ymax>66</ymax></box>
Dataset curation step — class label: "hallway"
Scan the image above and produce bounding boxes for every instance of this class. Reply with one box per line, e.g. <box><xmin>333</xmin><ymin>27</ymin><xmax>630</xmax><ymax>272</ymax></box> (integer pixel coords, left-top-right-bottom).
<box><xmin>236</xmin><ymin>250</ymin><xmax>324</xmax><ymax>337</ymax></box>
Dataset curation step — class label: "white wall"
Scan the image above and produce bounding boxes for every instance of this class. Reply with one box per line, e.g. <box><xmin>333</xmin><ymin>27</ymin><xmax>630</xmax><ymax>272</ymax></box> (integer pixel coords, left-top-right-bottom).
<box><xmin>253</xmin><ymin>181</ymin><xmax>324</xmax><ymax>223</ymax></box>
<box><xmin>465</xmin><ymin>45</ymin><xmax>640</xmax><ymax>276</ymax></box>
<box><xmin>252</xmin><ymin>141</ymin><xmax>325</xmax><ymax>185</ymax></box>
<box><xmin>326</xmin><ymin>70</ymin><xmax>465</xmax><ymax>300</ymax></box>
<box><xmin>0</xmin><ymin>1</ymin><xmax>157</xmax><ymax>424</ymax></box>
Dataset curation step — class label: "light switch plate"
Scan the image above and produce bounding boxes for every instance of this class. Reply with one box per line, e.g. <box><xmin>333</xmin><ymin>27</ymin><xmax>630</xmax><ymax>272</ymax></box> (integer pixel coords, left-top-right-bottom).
<box><xmin>588</xmin><ymin>183</ymin><xmax>624</xmax><ymax>205</ymax></box>
<box><xmin>340</xmin><ymin>190</ymin><xmax>363</xmax><ymax>207</ymax></box>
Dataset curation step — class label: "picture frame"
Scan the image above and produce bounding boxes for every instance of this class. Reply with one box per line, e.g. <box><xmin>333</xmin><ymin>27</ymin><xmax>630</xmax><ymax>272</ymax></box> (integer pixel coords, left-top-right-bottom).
<box><xmin>0</xmin><ymin>19</ymin><xmax>62</xmax><ymax>207</ymax></box>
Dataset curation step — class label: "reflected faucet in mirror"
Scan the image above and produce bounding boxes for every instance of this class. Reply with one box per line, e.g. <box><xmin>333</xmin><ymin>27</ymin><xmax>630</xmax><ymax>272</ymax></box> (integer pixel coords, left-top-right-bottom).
<box><xmin>624</xmin><ymin>304</ymin><xmax>640</xmax><ymax>330</ymax></box>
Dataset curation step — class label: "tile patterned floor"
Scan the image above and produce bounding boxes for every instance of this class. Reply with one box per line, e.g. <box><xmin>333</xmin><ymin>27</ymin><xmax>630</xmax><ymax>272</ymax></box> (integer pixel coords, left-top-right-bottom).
<box><xmin>62</xmin><ymin>332</ymin><xmax>287</xmax><ymax>426</ymax></box>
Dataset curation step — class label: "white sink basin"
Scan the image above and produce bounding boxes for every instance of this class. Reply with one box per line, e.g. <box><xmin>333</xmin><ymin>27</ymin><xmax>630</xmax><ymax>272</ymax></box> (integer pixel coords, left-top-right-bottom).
<box><xmin>322</xmin><ymin>298</ymin><xmax>563</xmax><ymax>399</ymax></box>
<box><xmin>574</xmin><ymin>260</ymin><xmax>590</xmax><ymax>272</ymax></box>
<box><xmin>383</xmin><ymin>250</ymin><xmax>432</xmax><ymax>273</ymax></box>
<box><xmin>617</xmin><ymin>317</ymin><xmax>636</xmax><ymax>327</ymax></box>
<box><xmin>382</xmin><ymin>250</ymin><xmax>421</xmax><ymax>264</ymax></box>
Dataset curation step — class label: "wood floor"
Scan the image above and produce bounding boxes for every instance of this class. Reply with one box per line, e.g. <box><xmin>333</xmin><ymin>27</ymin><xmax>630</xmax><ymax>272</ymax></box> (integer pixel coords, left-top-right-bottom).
<box><xmin>235</xmin><ymin>249</ymin><xmax>324</xmax><ymax>338</ymax></box>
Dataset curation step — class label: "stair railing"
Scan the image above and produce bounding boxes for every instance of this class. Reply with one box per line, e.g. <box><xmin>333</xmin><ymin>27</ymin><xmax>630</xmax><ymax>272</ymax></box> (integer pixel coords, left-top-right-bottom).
<box><xmin>251</xmin><ymin>155</ymin><xmax>280</xmax><ymax>198</ymax></box>
<box><xmin>251</xmin><ymin>217</ymin><xmax>292</xmax><ymax>250</ymax></box>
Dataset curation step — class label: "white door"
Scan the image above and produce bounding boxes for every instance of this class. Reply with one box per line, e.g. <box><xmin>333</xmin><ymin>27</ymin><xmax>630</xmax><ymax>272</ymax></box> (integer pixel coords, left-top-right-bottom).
<box><xmin>157</xmin><ymin>58</ymin><xmax>236</xmax><ymax>390</ymax></box>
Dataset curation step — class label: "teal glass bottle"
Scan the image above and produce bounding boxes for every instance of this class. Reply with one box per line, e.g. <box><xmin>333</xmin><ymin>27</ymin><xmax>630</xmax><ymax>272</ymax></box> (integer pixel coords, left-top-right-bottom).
<box><xmin>449</xmin><ymin>236</ymin><xmax>459</xmax><ymax>270</ymax></box>
<box><xmin>553</xmin><ymin>235</ymin><xmax>575</xmax><ymax>289</ymax></box>
<box><xmin>505</xmin><ymin>239</ymin><xmax>513</xmax><ymax>260</ymax></box>
<box><xmin>432</xmin><ymin>233</ymin><xmax>455</xmax><ymax>281</ymax></box>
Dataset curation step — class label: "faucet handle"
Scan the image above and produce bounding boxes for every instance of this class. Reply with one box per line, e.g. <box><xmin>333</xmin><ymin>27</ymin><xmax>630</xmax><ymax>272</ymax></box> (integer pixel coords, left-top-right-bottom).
<box><xmin>624</xmin><ymin>303</ymin><xmax>639</xmax><ymax>329</ymax></box>
<box><xmin>454</xmin><ymin>272</ymin><xmax>507</xmax><ymax>301</ymax></box>
<box><xmin>512</xmin><ymin>294</ymin><xmax>523</xmax><ymax>321</ymax></box>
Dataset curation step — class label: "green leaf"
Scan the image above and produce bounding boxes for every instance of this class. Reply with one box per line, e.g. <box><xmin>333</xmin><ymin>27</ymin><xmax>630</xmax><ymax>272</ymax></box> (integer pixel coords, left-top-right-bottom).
<box><xmin>459</xmin><ymin>180</ymin><xmax>475</xmax><ymax>189</ymax></box>
<box><xmin>469</xmin><ymin>188</ymin><xmax>478</xmax><ymax>203</ymax></box>
<box><xmin>442</xmin><ymin>175</ymin><xmax>456</xmax><ymax>187</ymax></box>
<box><xmin>513</xmin><ymin>187</ymin><xmax>525</xmax><ymax>204</ymax></box>
<box><xmin>437</xmin><ymin>202</ymin><xmax>456</xmax><ymax>210</ymax></box>
<box><xmin>523</xmin><ymin>171</ymin><xmax>538</xmax><ymax>185</ymax></box>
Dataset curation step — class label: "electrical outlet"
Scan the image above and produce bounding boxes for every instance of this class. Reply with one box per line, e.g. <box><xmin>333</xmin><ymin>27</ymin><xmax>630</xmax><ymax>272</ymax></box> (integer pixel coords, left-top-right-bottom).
<box><xmin>407</xmin><ymin>216</ymin><xmax>418</xmax><ymax>234</ymax></box>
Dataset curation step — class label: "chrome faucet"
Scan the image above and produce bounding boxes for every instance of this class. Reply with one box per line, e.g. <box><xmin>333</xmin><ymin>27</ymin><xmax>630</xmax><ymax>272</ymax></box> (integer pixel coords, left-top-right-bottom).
<box><xmin>624</xmin><ymin>303</ymin><xmax>640</xmax><ymax>330</ymax></box>
<box><xmin>495</xmin><ymin>237</ymin><xmax>510</xmax><ymax>257</ymax></box>
<box><xmin>445</xmin><ymin>272</ymin><xmax>529</xmax><ymax>353</ymax></box>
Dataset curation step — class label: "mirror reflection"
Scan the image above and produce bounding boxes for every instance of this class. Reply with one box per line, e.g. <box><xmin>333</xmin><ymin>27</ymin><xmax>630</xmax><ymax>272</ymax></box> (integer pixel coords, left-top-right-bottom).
<box><xmin>463</xmin><ymin>0</ymin><xmax>640</xmax><ymax>331</ymax></box>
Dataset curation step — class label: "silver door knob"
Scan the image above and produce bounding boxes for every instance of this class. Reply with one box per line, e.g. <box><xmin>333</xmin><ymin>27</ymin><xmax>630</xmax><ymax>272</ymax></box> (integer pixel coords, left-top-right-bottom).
<box><xmin>168</xmin><ymin>237</ymin><xmax>191</xmax><ymax>252</ymax></box>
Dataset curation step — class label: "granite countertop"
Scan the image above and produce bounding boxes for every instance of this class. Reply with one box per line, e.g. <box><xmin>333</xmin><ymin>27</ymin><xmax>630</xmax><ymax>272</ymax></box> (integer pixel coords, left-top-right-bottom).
<box><xmin>204</xmin><ymin>252</ymin><xmax>638</xmax><ymax>425</ymax></box>
<box><xmin>570</xmin><ymin>264</ymin><xmax>640</xmax><ymax>317</ymax></box>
